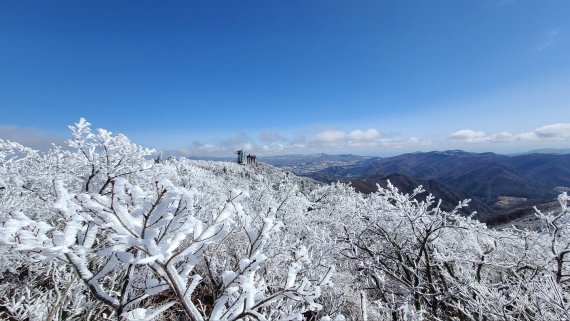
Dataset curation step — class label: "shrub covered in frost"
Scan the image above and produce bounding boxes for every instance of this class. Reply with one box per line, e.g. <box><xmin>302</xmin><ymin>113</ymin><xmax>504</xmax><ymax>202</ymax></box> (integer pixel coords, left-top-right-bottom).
<box><xmin>1</xmin><ymin>119</ymin><xmax>569</xmax><ymax>321</ymax></box>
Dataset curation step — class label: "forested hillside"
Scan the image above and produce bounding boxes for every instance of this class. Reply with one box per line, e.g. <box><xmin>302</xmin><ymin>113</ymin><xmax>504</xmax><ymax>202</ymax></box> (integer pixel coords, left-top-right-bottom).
<box><xmin>309</xmin><ymin>150</ymin><xmax>569</xmax><ymax>221</ymax></box>
<box><xmin>1</xmin><ymin>120</ymin><xmax>569</xmax><ymax>321</ymax></box>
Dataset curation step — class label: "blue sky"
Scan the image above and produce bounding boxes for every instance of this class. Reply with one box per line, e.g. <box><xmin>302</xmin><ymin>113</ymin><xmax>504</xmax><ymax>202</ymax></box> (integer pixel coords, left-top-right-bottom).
<box><xmin>0</xmin><ymin>0</ymin><xmax>569</xmax><ymax>156</ymax></box>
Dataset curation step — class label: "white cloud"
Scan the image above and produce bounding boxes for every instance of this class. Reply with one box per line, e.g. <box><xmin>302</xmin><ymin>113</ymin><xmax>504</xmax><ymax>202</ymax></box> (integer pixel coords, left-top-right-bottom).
<box><xmin>0</xmin><ymin>125</ymin><xmax>65</xmax><ymax>151</ymax></box>
<box><xmin>449</xmin><ymin>129</ymin><xmax>487</xmax><ymax>142</ymax></box>
<box><xmin>309</xmin><ymin>128</ymin><xmax>428</xmax><ymax>149</ymax></box>
<box><xmin>178</xmin><ymin>142</ymin><xmax>227</xmax><ymax>156</ymax></box>
<box><xmin>449</xmin><ymin>123</ymin><xmax>570</xmax><ymax>143</ymax></box>
<box><xmin>177</xmin><ymin>132</ymin><xmax>260</xmax><ymax>157</ymax></box>
<box><xmin>260</xmin><ymin>142</ymin><xmax>311</xmax><ymax>153</ymax></box>
<box><xmin>347</xmin><ymin>129</ymin><xmax>381</xmax><ymax>141</ymax></box>
<box><xmin>310</xmin><ymin>128</ymin><xmax>381</xmax><ymax>145</ymax></box>
<box><xmin>174</xmin><ymin>127</ymin><xmax>428</xmax><ymax>156</ymax></box>
<box><xmin>310</xmin><ymin>130</ymin><xmax>346</xmax><ymax>144</ymax></box>
<box><xmin>532</xmin><ymin>123</ymin><xmax>570</xmax><ymax>139</ymax></box>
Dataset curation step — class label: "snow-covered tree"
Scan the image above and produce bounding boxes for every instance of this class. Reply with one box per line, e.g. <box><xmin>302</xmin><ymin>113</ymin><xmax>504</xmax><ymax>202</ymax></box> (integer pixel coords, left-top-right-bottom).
<box><xmin>0</xmin><ymin>120</ymin><xmax>337</xmax><ymax>321</ymax></box>
<box><xmin>1</xmin><ymin>118</ymin><xmax>569</xmax><ymax>321</ymax></box>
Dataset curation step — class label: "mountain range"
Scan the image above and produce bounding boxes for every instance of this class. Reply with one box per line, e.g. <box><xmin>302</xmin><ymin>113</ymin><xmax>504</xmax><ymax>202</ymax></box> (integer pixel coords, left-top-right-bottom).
<box><xmin>179</xmin><ymin>149</ymin><xmax>569</xmax><ymax>224</ymax></box>
<box><xmin>263</xmin><ymin>150</ymin><xmax>569</xmax><ymax>224</ymax></box>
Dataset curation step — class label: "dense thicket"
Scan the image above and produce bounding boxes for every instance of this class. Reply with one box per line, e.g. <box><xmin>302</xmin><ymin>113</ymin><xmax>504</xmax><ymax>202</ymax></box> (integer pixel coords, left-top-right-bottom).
<box><xmin>0</xmin><ymin>119</ymin><xmax>568</xmax><ymax>320</ymax></box>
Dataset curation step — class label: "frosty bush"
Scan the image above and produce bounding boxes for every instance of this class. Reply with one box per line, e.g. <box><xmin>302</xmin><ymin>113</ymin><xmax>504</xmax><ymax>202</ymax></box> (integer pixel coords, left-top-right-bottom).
<box><xmin>0</xmin><ymin>120</ymin><xmax>336</xmax><ymax>321</ymax></box>
<box><xmin>342</xmin><ymin>184</ymin><xmax>570</xmax><ymax>320</ymax></box>
<box><xmin>1</xmin><ymin>119</ymin><xmax>569</xmax><ymax>321</ymax></box>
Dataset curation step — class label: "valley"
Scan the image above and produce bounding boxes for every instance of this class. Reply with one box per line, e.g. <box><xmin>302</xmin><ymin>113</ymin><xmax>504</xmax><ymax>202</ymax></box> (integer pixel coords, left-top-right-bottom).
<box><xmin>262</xmin><ymin>150</ymin><xmax>570</xmax><ymax>225</ymax></box>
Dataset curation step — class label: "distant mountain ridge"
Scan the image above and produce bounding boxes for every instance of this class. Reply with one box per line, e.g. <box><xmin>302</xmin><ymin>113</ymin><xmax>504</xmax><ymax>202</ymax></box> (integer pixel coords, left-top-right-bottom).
<box><xmin>513</xmin><ymin>148</ymin><xmax>570</xmax><ymax>155</ymax></box>
<box><xmin>350</xmin><ymin>173</ymin><xmax>495</xmax><ymax>219</ymax></box>
<box><xmin>305</xmin><ymin>150</ymin><xmax>569</xmax><ymax>222</ymax></box>
<box><xmin>169</xmin><ymin>150</ymin><xmax>568</xmax><ymax>224</ymax></box>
